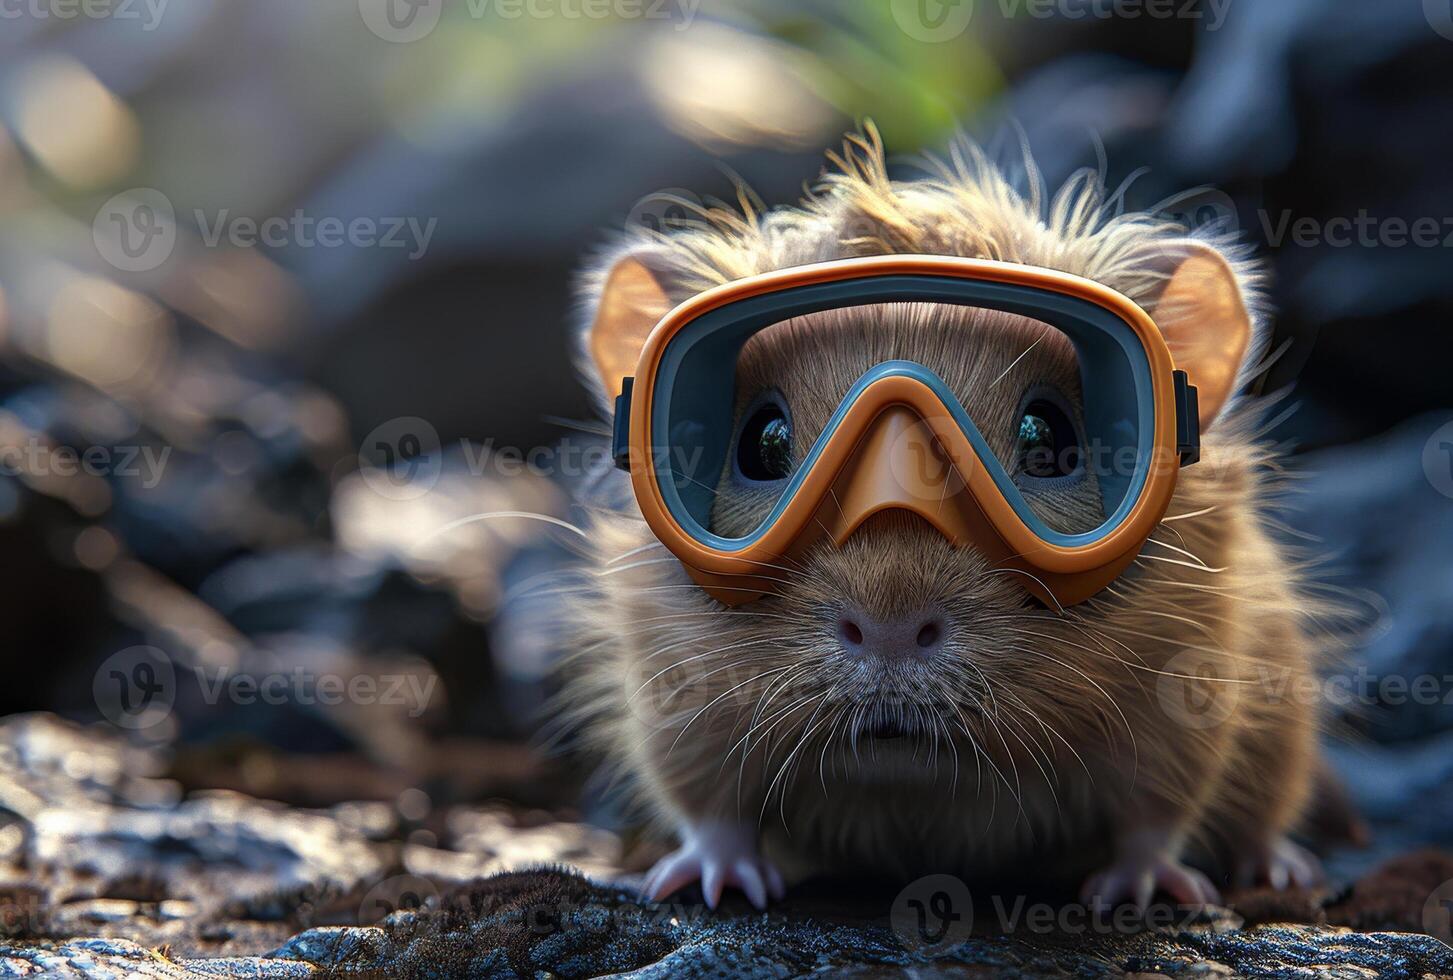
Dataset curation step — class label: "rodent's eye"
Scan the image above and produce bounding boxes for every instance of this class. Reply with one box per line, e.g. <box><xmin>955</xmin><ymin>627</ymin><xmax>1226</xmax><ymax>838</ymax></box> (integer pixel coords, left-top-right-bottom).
<box><xmin>1015</xmin><ymin>393</ymin><xmax>1082</xmax><ymax>481</ymax></box>
<box><xmin>736</xmin><ymin>401</ymin><xmax>793</xmax><ymax>482</ymax></box>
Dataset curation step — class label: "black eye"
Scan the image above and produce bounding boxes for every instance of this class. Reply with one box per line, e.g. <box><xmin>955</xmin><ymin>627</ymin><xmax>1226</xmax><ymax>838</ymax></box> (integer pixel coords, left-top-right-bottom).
<box><xmin>737</xmin><ymin>403</ymin><xmax>793</xmax><ymax>481</ymax></box>
<box><xmin>1016</xmin><ymin>398</ymin><xmax>1081</xmax><ymax>480</ymax></box>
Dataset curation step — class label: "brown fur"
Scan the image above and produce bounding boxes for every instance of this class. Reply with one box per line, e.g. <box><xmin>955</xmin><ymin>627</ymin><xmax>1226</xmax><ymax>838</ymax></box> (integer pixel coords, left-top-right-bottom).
<box><xmin>560</xmin><ymin>127</ymin><xmax>1336</xmax><ymax>888</ymax></box>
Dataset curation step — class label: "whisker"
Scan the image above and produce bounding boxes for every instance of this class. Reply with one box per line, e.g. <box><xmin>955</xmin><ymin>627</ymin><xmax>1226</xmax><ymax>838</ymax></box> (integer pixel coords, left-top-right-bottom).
<box><xmin>1133</xmin><ymin>554</ymin><xmax>1228</xmax><ymax>573</ymax></box>
<box><xmin>541</xmin><ymin>415</ymin><xmax>611</xmax><ymax>436</ymax></box>
<box><xmin>989</xmin><ymin>336</ymin><xmax>1043</xmax><ymax>389</ymax></box>
<box><xmin>410</xmin><ymin>511</ymin><xmax>589</xmax><ymax>550</ymax></box>
<box><xmin>1143</xmin><ymin>536</ymin><xmax>1210</xmax><ymax>567</ymax></box>
<box><xmin>594</xmin><ymin>557</ymin><xmax>680</xmax><ymax>577</ymax></box>
<box><xmin>1160</xmin><ymin>506</ymin><xmax>1217</xmax><ymax>522</ymax></box>
<box><xmin>605</xmin><ymin>541</ymin><xmax>667</xmax><ymax>565</ymax></box>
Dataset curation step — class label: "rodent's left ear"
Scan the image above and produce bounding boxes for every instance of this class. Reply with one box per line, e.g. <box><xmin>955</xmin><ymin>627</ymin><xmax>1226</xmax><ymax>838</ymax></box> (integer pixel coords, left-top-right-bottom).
<box><xmin>1145</xmin><ymin>240</ymin><xmax>1256</xmax><ymax>430</ymax></box>
<box><xmin>579</xmin><ymin>249</ymin><xmax>678</xmax><ymax>412</ymax></box>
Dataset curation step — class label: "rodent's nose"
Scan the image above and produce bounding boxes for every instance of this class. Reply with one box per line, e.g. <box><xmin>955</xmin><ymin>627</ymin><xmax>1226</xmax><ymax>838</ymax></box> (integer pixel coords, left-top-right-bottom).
<box><xmin>836</xmin><ymin>607</ymin><xmax>945</xmax><ymax>661</ymax></box>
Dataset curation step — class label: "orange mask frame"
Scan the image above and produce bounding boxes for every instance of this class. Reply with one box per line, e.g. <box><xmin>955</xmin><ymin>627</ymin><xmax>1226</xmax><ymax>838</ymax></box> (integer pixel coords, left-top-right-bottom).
<box><xmin>610</xmin><ymin>255</ymin><xmax>1199</xmax><ymax>608</ymax></box>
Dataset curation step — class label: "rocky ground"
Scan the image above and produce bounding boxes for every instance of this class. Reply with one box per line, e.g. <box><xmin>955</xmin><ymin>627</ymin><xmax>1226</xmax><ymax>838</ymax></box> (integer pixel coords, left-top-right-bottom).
<box><xmin>1</xmin><ymin>712</ymin><xmax>1450</xmax><ymax>979</ymax></box>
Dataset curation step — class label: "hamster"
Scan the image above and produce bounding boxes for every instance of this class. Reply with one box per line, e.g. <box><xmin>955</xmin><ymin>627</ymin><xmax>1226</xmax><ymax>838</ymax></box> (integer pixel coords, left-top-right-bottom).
<box><xmin>560</xmin><ymin>127</ymin><xmax>1333</xmax><ymax>911</ymax></box>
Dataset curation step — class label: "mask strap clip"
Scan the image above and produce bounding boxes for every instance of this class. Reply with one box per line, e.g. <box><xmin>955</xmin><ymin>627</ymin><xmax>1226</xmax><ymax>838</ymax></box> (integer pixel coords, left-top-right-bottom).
<box><xmin>612</xmin><ymin>377</ymin><xmax>634</xmax><ymax>470</ymax></box>
<box><xmin>1174</xmin><ymin>370</ymin><xmax>1200</xmax><ymax>466</ymax></box>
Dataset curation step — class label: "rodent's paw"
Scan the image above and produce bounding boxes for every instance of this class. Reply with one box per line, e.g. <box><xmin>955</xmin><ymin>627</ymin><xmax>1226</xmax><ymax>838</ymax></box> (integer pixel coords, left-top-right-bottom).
<box><xmin>641</xmin><ymin>824</ymin><xmax>785</xmax><ymax>910</ymax></box>
<box><xmin>1233</xmin><ymin>835</ymin><xmax>1324</xmax><ymax>890</ymax></box>
<box><xmin>1080</xmin><ymin>854</ymin><xmax>1221</xmax><ymax>912</ymax></box>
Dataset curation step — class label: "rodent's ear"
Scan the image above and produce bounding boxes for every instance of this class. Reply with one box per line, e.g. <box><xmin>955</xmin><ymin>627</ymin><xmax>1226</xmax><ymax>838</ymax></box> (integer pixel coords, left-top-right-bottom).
<box><xmin>583</xmin><ymin>251</ymin><xmax>678</xmax><ymax>406</ymax></box>
<box><xmin>1145</xmin><ymin>240</ymin><xmax>1255</xmax><ymax>430</ymax></box>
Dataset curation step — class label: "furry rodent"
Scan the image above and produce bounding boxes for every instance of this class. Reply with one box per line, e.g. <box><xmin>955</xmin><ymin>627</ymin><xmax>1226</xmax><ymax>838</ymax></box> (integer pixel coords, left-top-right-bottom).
<box><xmin>561</xmin><ymin>128</ymin><xmax>1333</xmax><ymax>910</ymax></box>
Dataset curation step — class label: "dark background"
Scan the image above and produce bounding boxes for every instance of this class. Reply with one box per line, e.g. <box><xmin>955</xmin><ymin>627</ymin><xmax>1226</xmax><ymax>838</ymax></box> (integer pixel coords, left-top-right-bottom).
<box><xmin>0</xmin><ymin>0</ymin><xmax>1449</xmax><ymax>878</ymax></box>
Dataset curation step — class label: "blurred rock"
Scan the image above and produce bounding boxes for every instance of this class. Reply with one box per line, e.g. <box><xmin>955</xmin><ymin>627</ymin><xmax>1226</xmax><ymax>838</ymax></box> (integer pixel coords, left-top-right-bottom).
<box><xmin>0</xmin><ymin>714</ymin><xmax>383</xmax><ymax>920</ymax></box>
<box><xmin>0</xmin><ymin>714</ymin><xmax>629</xmax><ymax>966</ymax></box>
<box><xmin>1283</xmin><ymin>414</ymin><xmax>1453</xmax><ymax>878</ymax></box>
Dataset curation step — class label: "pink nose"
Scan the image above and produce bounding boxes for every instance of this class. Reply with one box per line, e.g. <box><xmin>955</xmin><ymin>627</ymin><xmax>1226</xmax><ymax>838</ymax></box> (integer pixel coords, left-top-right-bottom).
<box><xmin>836</xmin><ymin>607</ymin><xmax>946</xmax><ymax>661</ymax></box>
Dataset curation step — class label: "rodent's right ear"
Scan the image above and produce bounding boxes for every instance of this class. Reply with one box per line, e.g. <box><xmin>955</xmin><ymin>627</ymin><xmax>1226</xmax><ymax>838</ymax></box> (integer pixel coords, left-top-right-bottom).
<box><xmin>1143</xmin><ymin>239</ymin><xmax>1258</xmax><ymax>431</ymax></box>
<box><xmin>579</xmin><ymin>249</ymin><xmax>680</xmax><ymax>412</ymax></box>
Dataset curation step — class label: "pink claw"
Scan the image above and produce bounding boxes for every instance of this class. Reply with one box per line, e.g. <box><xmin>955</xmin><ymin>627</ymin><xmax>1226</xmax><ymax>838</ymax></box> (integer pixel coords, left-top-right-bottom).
<box><xmin>1082</xmin><ymin>853</ymin><xmax>1222</xmax><ymax>912</ymax></box>
<box><xmin>1233</xmin><ymin>836</ymin><xmax>1325</xmax><ymax>890</ymax></box>
<box><xmin>641</xmin><ymin>822</ymin><xmax>785</xmax><ymax>910</ymax></box>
